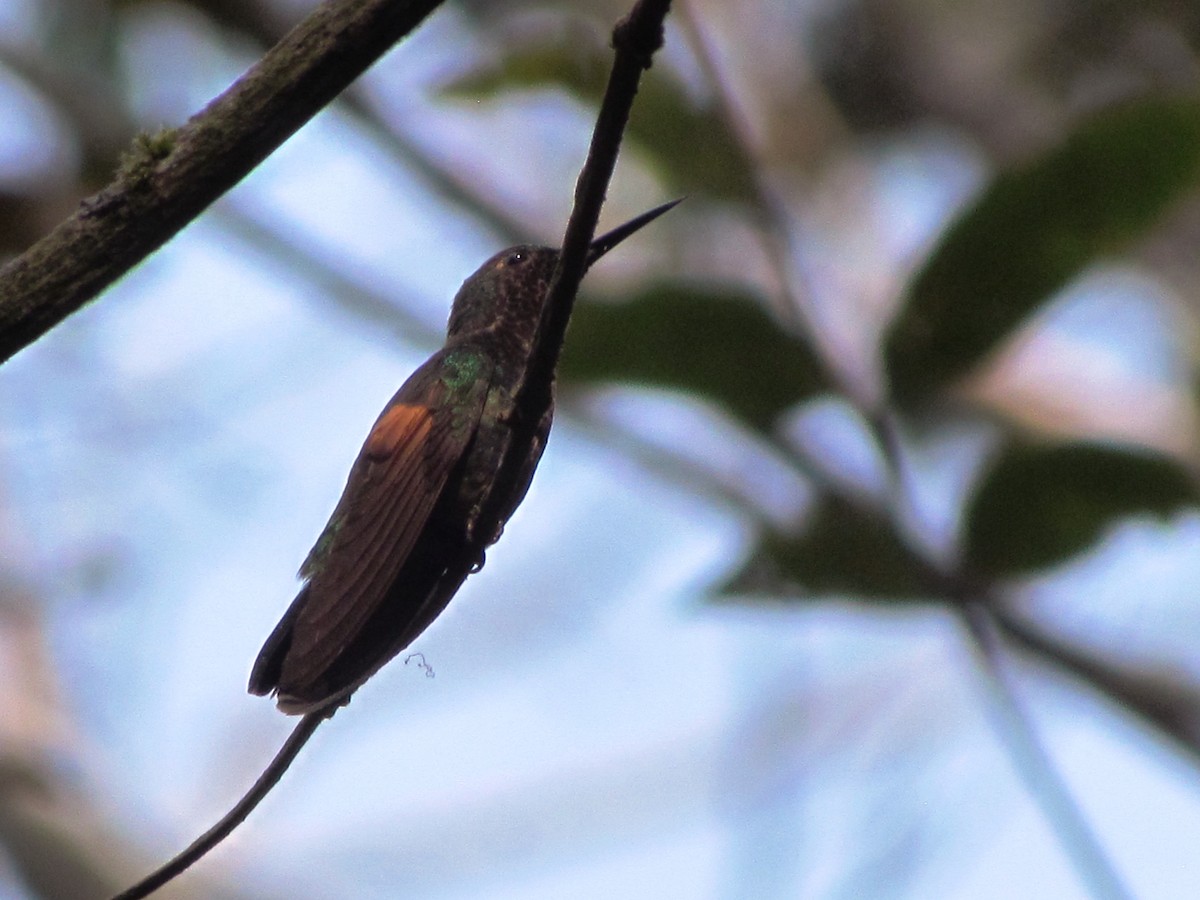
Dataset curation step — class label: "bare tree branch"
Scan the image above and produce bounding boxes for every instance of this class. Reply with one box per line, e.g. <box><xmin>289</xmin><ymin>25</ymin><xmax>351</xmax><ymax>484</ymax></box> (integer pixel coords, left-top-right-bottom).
<box><xmin>532</xmin><ymin>0</ymin><xmax>672</xmax><ymax>388</ymax></box>
<box><xmin>474</xmin><ymin>0</ymin><xmax>675</xmax><ymax>544</ymax></box>
<box><xmin>111</xmin><ymin>711</ymin><xmax>327</xmax><ymax>900</ymax></box>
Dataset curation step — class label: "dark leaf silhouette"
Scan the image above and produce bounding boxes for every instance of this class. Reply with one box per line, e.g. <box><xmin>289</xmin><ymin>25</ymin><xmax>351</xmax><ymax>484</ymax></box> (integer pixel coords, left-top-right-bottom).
<box><xmin>561</xmin><ymin>283</ymin><xmax>827</xmax><ymax>432</ymax></box>
<box><xmin>886</xmin><ymin>99</ymin><xmax>1200</xmax><ymax>405</ymax></box>
<box><xmin>965</xmin><ymin>442</ymin><xmax>1200</xmax><ymax>576</ymax></box>
<box><xmin>723</xmin><ymin>495</ymin><xmax>933</xmax><ymax>599</ymax></box>
<box><xmin>441</xmin><ymin>37</ymin><xmax>755</xmax><ymax>201</ymax></box>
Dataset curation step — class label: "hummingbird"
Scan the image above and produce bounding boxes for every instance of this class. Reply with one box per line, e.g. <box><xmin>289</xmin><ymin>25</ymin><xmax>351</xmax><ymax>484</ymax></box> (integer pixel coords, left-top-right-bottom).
<box><xmin>247</xmin><ymin>199</ymin><xmax>679</xmax><ymax>715</ymax></box>
<box><xmin>111</xmin><ymin>200</ymin><xmax>678</xmax><ymax>900</ymax></box>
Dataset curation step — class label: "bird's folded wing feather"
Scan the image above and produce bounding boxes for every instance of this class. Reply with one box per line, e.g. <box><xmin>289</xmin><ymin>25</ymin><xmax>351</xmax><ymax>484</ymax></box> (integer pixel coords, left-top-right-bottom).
<box><xmin>282</xmin><ymin>359</ymin><xmax>491</xmax><ymax>681</ymax></box>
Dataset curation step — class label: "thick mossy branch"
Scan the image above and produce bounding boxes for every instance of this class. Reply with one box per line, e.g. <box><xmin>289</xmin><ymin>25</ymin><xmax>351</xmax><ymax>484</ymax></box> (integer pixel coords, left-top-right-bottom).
<box><xmin>117</xmin><ymin>128</ymin><xmax>180</xmax><ymax>183</ymax></box>
<box><xmin>0</xmin><ymin>0</ymin><xmax>445</xmax><ymax>366</ymax></box>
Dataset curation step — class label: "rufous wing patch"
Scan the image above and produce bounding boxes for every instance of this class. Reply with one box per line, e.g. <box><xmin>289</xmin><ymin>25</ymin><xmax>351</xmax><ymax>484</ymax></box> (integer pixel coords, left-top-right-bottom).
<box><xmin>365</xmin><ymin>404</ymin><xmax>432</xmax><ymax>461</ymax></box>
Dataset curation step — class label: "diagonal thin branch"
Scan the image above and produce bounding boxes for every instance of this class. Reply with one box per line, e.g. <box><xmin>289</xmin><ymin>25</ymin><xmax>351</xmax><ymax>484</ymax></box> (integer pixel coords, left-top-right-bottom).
<box><xmin>0</xmin><ymin>0</ymin><xmax>447</xmax><ymax>366</ymax></box>
<box><xmin>536</xmin><ymin>1</ymin><xmax>674</xmax><ymax>383</ymax></box>
<box><xmin>674</xmin><ymin>0</ymin><xmax>813</xmax><ymax>335</ymax></box>
<box><xmin>994</xmin><ymin>606</ymin><xmax>1200</xmax><ymax>765</ymax></box>
<box><xmin>472</xmin><ymin>0</ymin><xmax>675</xmax><ymax>583</ymax></box>
<box><xmin>959</xmin><ymin>602</ymin><xmax>1132</xmax><ymax>900</ymax></box>
<box><xmin>111</xmin><ymin>711</ymin><xmax>328</xmax><ymax>900</ymax></box>
<box><xmin>212</xmin><ymin>200</ymin><xmax>443</xmax><ymax>346</ymax></box>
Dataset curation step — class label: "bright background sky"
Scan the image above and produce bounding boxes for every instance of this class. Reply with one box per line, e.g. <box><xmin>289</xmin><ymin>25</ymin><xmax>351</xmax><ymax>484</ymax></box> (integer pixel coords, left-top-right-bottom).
<box><xmin>3</xmin><ymin>2</ymin><xmax>1200</xmax><ymax>899</ymax></box>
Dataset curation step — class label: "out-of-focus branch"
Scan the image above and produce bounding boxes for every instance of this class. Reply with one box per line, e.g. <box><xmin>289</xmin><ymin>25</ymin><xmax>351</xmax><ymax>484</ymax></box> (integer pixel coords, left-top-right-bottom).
<box><xmin>212</xmin><ymin>201</ymin><xmax>443</xmax><ymax>346</ymax></box>
<box><xmin>0</xmin><ymin>0</ymin><xmax>446</xmax><ymax>366</ymax></box>
<box><xmin>994</xmin><ymin>607</ymin><xmax>1200</xmax><ymax>764</ymax></box>
<box><xmin>0</xmin><ymin>41</ymin><xmax>136</xmax><ymax>175</ymax></box>
<box><xmin>674</xmin><ymin>1</ymin><xmax>813</xmax><ymax>335</ymax></box>
<box><xmin>958</xmin><ymin>602</ymin><xmax>1132</xmax><ymax>900</ymax></box>
<box><xmin>190</xmin><ymin>0</ymin><xmax>527</xmax><ymax>244</ymax></box>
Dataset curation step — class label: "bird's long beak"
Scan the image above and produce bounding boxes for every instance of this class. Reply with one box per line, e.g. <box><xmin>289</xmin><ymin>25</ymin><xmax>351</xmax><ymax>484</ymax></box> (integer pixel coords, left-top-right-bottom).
<box><xmin>586</xmin><ymin>198</ymin><xmax>682</xmax><ymax>269</ymax></box>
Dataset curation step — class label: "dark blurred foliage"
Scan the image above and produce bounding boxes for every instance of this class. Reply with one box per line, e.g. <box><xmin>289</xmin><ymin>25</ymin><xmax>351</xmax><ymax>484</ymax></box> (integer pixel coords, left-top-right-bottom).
<box><xmin>4</xmin><ymin>0</ymin><xmax>1200</xmax><ymax>897</ymax></box>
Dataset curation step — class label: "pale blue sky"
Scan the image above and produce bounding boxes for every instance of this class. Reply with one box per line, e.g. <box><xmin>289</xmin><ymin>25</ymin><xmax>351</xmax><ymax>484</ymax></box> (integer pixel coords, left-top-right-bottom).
<box><xmin>2</xmin><ymin>2</ymin><xmax>1200</xmax><ymax>899</ymax></box>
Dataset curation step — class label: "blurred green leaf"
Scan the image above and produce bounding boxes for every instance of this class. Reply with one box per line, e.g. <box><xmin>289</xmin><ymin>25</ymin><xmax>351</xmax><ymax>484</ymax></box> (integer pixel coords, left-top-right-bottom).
<box><xmin>722</xmin><ymin>495</ymin><xmax>933</xmax><ymax>599</ymax></box>
<box><xmin>561</xmin><ymin>283</ymin><xmax>826</xmax><ymax>432</ymax></box>
<box><xmin>885</xmin><ymin>98</ymin><xmax>1200</xmax><ymax>406</ymax></box>
<box><xmin>444</xmin><ymin>38</ymin><xmax>610</xmax><ymax>97</ymax></box>
<box><xmin>441</xmin><ymin>38</ymin><xmax>756</xmax><ymax>201</ymax></box>
<box><xmin>965</xmin><ymin>442</ymin><xmax>1200</xmax><ymax>576</ymax></box>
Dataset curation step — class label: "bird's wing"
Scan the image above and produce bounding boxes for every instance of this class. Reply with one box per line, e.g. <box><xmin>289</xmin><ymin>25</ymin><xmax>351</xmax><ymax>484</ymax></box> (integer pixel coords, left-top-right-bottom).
<box><xmin>260</xmin><ymin>348</ymin><xmax>493</xmax><ymax>695</ymax></box>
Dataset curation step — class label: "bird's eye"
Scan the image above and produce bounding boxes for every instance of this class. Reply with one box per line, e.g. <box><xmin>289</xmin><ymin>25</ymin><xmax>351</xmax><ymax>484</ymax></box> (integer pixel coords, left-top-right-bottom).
<box><xmin>505</xmin><ymin>250</ymin><xmax>525</xmax><ymax>266</ymax></box>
